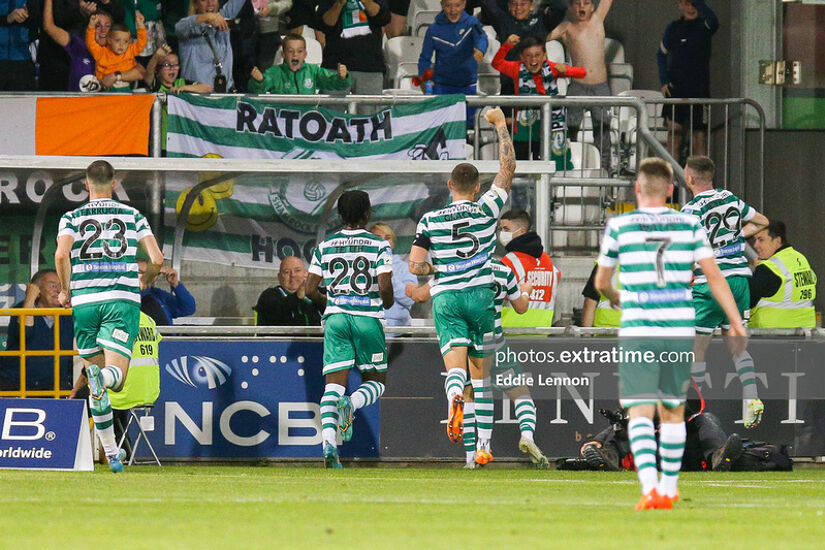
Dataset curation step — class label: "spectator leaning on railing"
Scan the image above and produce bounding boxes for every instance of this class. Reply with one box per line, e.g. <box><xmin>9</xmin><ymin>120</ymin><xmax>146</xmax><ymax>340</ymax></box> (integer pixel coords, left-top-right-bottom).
<box><xmin>1</xmin><ymin>269</ymin><xmax>74</xmax><ymax>393</ymax></box>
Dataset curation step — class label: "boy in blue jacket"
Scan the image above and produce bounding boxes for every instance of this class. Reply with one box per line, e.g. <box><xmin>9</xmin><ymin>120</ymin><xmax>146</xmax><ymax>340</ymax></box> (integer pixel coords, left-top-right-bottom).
<box><xmin>417</xmin><ymin>0</ymin><xmax>487</xmax><ymax>123</ymax></box>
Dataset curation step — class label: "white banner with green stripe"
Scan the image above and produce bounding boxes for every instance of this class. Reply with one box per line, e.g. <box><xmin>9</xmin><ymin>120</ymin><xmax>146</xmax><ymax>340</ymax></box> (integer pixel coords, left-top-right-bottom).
<box><xmin>166</xmin><ymin>94</ymin><xmax>467</xmax><ymax>160</ymax></box>
<box><xmin>163</xmin><ymin>171</ymin><xmax>452</xmax><ymax>269</ymax></box>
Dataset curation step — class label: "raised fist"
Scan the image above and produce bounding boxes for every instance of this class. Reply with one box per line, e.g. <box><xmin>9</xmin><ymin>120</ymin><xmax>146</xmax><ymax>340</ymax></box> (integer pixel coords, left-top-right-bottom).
<box><xmin>485</xmin><ymin>107</ymin><xmax>506</xmax><ymax>126</ymax></box>
<box><xmin>251</xmin><ymin>66</ymin><xmax>264</xmax><ymax>81</ymax></box>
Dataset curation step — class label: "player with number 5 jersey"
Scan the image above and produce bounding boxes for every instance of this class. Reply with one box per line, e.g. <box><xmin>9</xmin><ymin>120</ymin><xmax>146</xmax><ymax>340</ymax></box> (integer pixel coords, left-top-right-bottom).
<box><xmin>55</xmin><ymin>160</ymin><xmax>164</xmax><ymax>473</ymax></box>
<box><xmin>595</xmin><ymin>158</ymin><xmax>747</xmax><ymax>510</ymax></box>
<box><xmin>408</xmin><ymin>107</ymin><xmax>516</xmax><ymax>465</ymax></box>
<box><xmin>306</xmin><ymin>190</ymin><xmax>394</xmax><ymax>469</ymax></box>
<box><xmin>680</xmin><ymin>156</ymin><xmax>769</xmax><ymax>428</ymax></box>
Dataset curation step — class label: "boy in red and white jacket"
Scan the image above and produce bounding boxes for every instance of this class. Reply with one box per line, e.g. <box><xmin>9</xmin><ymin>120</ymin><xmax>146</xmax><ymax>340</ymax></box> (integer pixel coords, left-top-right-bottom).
<box><xmin>493</xmin><ymin>35</ymin><xmax>587</xmax><ymax>169</ymax></box>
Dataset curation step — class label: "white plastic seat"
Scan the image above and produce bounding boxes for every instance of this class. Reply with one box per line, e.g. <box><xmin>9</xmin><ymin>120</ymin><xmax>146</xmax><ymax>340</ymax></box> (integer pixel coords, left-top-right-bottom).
<box><xmin>616</xmin><ymin>89</ymin><xmax>666</xmax><ymax>140</ymax></box>
<box><xmin>607</xmin><ymin>63</ymin><xmax>633</xmax><ymax>95</ymax></box>
<box><xmin>546</xmin><ymin>40</ymin><xmax>565</xmax><ymax>64</ymax></box>
<box><xmin>384</xmin><ymin>36</ymin><xmax>425</xmax><ymax>88</ymax></box>
<box><xmin>604</xmin><ymin>37</ymin><xmax>625</xmax><ymax>64</ymax></box>
<box><xmin>382</xmin><ymin>88</ymin><xmax>424</xmax><ymax>95</ymax></box>
<box><xmin>476</xmin><ymin>36</ymin><xmax>501</xmax><ymax>96</ymax></box>
<box><xmin>412</xmin><ymin>9</ymin><xmax>440</xmax><ymax>36</ymax></box>
<box><xmin>568</xmin><ymin>141</ymin><xmax>602</xmax><ymax>169</ymax></box>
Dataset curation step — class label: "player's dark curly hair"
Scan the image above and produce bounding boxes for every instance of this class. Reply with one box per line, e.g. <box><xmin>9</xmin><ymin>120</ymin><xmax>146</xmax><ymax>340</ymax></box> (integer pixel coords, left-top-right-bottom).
<box><xmin>338</xmin><ymin>190</ymin><xmax>371</xmax><ymax>227</ymax></box>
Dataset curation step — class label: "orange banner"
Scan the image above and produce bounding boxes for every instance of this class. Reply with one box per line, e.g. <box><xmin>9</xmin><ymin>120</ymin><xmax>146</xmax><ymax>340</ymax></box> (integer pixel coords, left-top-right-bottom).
<box><xmin>35</xmin><ymin>95</ymin><xmax>154</xmax><ymax>156</ymax></box>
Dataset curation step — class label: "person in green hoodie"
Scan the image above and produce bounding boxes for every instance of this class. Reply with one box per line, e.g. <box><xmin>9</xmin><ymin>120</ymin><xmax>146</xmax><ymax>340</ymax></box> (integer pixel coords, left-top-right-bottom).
<box><xmin>248</xmin><ymin>33</ymin><xmax>351</xmax><ymax>94</ymax></box>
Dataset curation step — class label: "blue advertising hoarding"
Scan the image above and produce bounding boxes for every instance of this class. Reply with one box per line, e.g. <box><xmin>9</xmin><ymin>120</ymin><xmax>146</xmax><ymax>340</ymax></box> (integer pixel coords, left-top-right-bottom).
<box><xmin>148</xmin><ymin>340</ymin><xmax>379</xmax><ymax>458</ymax></box>
<box><xmin>0</xmin><ymin>398</ymin><xmax>92</xmax><ymax>471</ymax></box>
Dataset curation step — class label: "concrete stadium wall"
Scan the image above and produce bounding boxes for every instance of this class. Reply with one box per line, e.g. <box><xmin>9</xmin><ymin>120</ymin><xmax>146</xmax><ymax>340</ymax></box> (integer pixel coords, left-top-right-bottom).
<box><xmin>177</xmin><ymin>256</ymin><xmax>597</xmax><ymax>324</ymax></box>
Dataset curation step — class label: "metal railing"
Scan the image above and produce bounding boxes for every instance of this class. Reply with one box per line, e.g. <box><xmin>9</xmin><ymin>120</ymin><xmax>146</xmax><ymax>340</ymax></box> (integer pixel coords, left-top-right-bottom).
<box><xmin>0</xmin><ymin>93</ymin><xmax>765</xmax><ymax>279</ymax></box>
<box><xmin>155</xmin><ymin>325</ymin><xmax>818</xmax><ymax>339</ymax></box>
<box><xmin>0</xmin><ymin>308</ymin><xmax>75</xmax><ymax>398</ymax></box>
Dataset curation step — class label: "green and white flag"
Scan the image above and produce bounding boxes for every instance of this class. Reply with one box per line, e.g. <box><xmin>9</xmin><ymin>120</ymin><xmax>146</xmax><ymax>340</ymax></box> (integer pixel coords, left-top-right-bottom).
<box><xmin>166</xmin><ymin>93</ymin><xmax>467</xmax><ymax>160</ymax></box>
<box><xmin>163</xmin><ymin>172</ymin><xmax>452</xmax><ymax>269</ymax></box>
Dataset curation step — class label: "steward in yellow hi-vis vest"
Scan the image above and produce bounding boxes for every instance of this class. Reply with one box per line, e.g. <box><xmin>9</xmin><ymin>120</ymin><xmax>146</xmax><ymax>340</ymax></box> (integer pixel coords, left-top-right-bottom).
<box><xmin>595</xmin><ymin>264</ymin><xmax>620</xmax><ymax>327</ymax></box>
<box><xmin>750</xmin><ymin>222</ymin><xmax>817</xmax><ymax>329</ymax></box>
<box><xmin>109</xmin><ymin>312</ymin><xmax>161</xmax><ymax>410</ymax></box>
<box><xmin>498</xmin><ymin>210</ymin><xmax>560</xmax><ymax>329</ymax></box>
<box><xmin>581</xmin><ymin>262</ymin><xmax>620</xmax><ymax>327</ymax></box>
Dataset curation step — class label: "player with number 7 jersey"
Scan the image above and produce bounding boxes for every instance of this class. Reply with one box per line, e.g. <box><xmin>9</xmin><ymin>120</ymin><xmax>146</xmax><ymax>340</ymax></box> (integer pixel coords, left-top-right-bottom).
<box><xmin>595</xmin><ymin>158</ymin><xmax>746</xmax><ymax>510</ymax></box>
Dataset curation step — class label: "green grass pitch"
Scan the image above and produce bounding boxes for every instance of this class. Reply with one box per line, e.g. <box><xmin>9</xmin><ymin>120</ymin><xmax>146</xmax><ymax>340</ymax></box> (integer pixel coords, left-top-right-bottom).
<box><xmin>2</xmin><ymin>466</ymin><xmax>824</xmax><ymax>549</ymax></box>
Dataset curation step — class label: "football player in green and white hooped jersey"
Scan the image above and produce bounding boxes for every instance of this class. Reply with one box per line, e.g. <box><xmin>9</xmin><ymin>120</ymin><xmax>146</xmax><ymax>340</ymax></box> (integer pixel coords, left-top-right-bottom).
<box><xmin>408</xmin><ymin>107</ymin><xmax>516</xmax><ymax>466</ymax></box>
<box><xmin>306</xmin><ymin>190</ymin><xmax>394</xmax><ymax>469</ymax></box>
<box><xmin>595</xmin><ymin>158</ymin><xmax>747</xmax><ymax>510</ymax></box>
<box><xmin>55</xmin><ymin>160</ymin><xmax>164</xmax><ymax>473</ymax></box>
<box><xmin>681</xmin><ymin>156</ymin><xmax>769</xmax><ymax>428</ymax></box>
<box><xmin>406</xmin><ymin>259</ymin><xmax>549</xmax><ymax>469</ymax></box>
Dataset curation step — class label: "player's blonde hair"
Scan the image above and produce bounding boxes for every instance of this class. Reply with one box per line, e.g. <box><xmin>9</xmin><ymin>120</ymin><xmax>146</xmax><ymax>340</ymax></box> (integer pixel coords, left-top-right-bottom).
<box><xmin>637</xmin><ymin>158</ymin><xmax>673</xmax><ymax>197</ymax></box>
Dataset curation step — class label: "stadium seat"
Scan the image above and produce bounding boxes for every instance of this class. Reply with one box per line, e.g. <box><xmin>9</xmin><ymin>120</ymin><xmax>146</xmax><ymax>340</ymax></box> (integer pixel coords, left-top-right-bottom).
<box><xmin>301</xmin><ymin>26</ymin><xmax>317</xmax><ymax>41</ymax></box>
<box><xmin>616</xmin><ymin>89</ymin><xmax>666</xmax><ymax>140</ymax></box>
<box><xmin>604</xmin><ymin>37</ymin><xmax>625</xmax><ymax>64</ymax></box>
<box><xmin>546</xmin><ymin>40</ymin><xmax>569</xmax><ymax>95</ymax></box>
<box><xmin>611</xmin><ymin>89</ymin><xmax>667</xmax><ymax>171</ymax></box>
<box><xmin>412</xmin><ymin>9</ymin><xmax>440</xmax><ymax>36</ymax></box>
<box><xmin>407</xmin><ymin>0</ymin><xmax>441</xmax><ymax>34</ymax></box>
<box><xmin>471</xmin><ymin>106</ymin><xmax>499</xmax><ymax>160</ymax></box>
<box><xmin>477</xmin><ymin>36</ymin><xmax>501</xmax><ymax>96</ymax></box>
<box><xmin>607</xmin><ymin>63</ymin><xmax>634</xmax><ymax>95</ymax></box>
<box><xmin>384</xmin><ymin>36</ymin><xmax>425</xmax><ymax>88</ymax></box>
<box><xmin>568</xmin><ymin>141</ymin><xmax>602</xmax><ymax>170</ymax></box>
<box><xmin>383</xmin><ymin>88</ymin><xmax>424</xmax><ymax>95</ymax></box>
<box><xmin>546</xmin><ymin>40</ymin><xmax>565</xmax><ymax>64</ymax></box>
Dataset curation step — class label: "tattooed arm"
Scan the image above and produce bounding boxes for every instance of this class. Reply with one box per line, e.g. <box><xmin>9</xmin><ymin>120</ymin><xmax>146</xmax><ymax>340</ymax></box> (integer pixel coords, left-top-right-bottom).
<box><xmin>485</xmin><ymin>107</ymin><xmax>516</xmax><ymax>194</ymax></box>
<box><xmin>408</xmin><ymin>245</ymin><xmax>434</xmax><ymax>276</ymax></box>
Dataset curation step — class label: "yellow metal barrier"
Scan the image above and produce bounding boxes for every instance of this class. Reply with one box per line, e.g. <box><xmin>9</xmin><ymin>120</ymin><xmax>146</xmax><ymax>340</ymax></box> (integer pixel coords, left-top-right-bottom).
<box><xmin>0</xmin><ymin>308</ymin><xmax>75</xmax><ymax>398</ymax></box>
